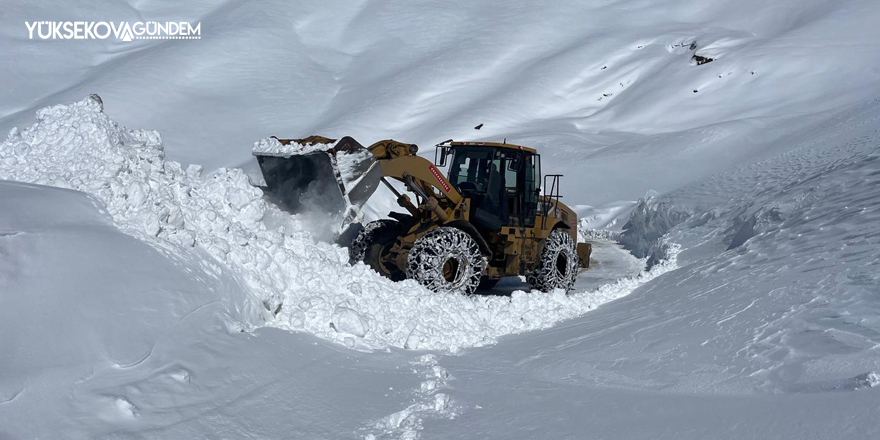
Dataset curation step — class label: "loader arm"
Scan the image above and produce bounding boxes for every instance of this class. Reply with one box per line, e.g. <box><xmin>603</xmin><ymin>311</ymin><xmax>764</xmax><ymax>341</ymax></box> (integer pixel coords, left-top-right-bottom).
<box><xmin>366</xmin><ymin>140</ymin><xmax>458</xmax><ymax>200</ymax></box>
<box><xmin>377</xmin><ymin>156</ymin><xmax>462</xmax><ymax>205</ymax></box>
<box><xmin>362</xmin><ymin>139</ymin><xmax>463</xmax><ymax>223</ymax></box>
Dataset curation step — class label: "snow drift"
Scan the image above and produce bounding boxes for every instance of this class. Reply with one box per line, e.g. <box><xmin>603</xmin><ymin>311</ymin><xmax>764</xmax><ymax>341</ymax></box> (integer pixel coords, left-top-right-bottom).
<box><xmin>0</xmin><ymin>180</ymin><xmax>258</xmax><ymax>436</ymax></box>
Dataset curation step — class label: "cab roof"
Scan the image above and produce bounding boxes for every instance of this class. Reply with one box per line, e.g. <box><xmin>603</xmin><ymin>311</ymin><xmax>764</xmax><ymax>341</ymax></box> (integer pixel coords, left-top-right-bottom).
<box><xmin>448</xmin><ymin>140</ymin><xmax>538</xmax><ymax>154</ymax></box>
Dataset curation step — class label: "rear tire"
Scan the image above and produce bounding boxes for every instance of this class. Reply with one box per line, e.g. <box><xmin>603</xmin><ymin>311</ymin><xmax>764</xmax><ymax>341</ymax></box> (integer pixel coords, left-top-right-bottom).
<box><xmin>527</xmin><ymin>229</ymin><xmax>579</xmax><ymax>293</ymax></box>
<box><xmin>406</xmin><ymin>227</ymin><xmax>486</xmax><ymax>295</ymax></box>
<box><xmin>349</xmin><ymin>220</ymin><xmax>404</xmax><ymax>281</ymax></box>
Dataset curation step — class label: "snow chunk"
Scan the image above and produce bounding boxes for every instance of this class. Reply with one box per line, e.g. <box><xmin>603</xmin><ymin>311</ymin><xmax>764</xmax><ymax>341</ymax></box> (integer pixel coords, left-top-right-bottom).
<box><xmin>251</xmin><ymin>136</ymin><xmax>334</xmax><ymax>157</ymax></box>
<box><xmin>330</xmin><ymin>306</ymin><xmax>369</xmax><ymax>337</ymax></box>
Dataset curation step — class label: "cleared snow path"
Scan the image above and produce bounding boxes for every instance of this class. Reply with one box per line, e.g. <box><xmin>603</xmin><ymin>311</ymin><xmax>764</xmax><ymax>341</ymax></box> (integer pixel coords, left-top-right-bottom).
<box><xmin>488</xmin><ymin>239</ymin><xmax>645</xmax><ymax>296</ymax></box>
<box><xmin>0</xmin><ymin>97</ymin><xmax>673</xmax><ymax>353</ymax></box>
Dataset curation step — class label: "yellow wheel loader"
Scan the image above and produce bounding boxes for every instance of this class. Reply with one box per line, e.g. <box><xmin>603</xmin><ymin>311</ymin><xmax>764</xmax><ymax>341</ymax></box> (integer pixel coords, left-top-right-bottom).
<box><xmin>253</xmin><ymin>136</ymin><xmax>592</xmax><ymax>295</ymax></box>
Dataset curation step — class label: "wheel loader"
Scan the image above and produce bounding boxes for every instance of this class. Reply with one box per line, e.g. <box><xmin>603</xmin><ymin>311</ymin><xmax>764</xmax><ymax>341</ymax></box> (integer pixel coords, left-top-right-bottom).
<box><xmin>253</xmin><ymin>135</ymin><xmax>591</xmax><ymax>295</ymax></box>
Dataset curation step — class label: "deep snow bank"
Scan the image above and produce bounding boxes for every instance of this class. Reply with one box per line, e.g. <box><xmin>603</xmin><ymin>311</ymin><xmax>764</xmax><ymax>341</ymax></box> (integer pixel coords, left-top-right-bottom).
<box><xmin>573</xmin><ymin>98</ymin><xmax>880</xmax><ymax>394</ymax></box>
<box><xmin>0</xmin><ymin>180</ymin><xmax>450</xmax><ymax>439</ymax></box>
<box><xmin>0</xmin><ymin>181</ymin><xmax>258</xmax><ymax>435</ymax></box>
<box><xmin>0</xmin><ymin>97</ymin><xmax>675</xmax><ymax>352</ymax></box>
<box><xmin>660</xmin><ymin>99</ymin><xmax>880</xmax><ymax>392</ymax></box>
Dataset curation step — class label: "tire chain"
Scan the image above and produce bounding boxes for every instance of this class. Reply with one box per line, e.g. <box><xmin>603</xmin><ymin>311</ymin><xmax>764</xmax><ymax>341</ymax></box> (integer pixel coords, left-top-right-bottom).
<box><xmin>348</xmin><ymin>220</ymin><xmax>398</xmax><ymax>265</ymax></box>
<box><xmin>527</xmin><ymin>229</ymin><xmax>579</xmax><ymax>293</ymax></box>
<box><xmin>406</xmin><ymin>227</ymin><xmax>487</xmax><ymax>295</ymax></box>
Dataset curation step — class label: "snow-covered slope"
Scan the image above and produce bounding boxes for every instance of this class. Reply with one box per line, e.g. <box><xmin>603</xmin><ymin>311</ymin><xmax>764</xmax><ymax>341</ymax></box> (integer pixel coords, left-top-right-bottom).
<box><xmin>0</xmin><ymin>181</ymin><xmax>252</xmax><ymax>435</ymax></box>
<box><xmin>2</xmin><ymin>0</ymin><xmax>880</xmax><ymax>438</ymax></box>
<box><xmin>427</xmin><ymin>95</ymin><xmax>880</xmax><ymax>440</ymax></box>
<box><xmin>4</xmin><ymin>95</ymin><xmax>878</xmax><ymax>439</ymax></box>
<box><xmin>0</xmin><ymin>181</ymin><xmax>448</xmax><ymax>439</ymax></box>
<box><xmin>3</xmin><ymin>0</ymin><xmax>879</xmax><ymax>204</ymax></box>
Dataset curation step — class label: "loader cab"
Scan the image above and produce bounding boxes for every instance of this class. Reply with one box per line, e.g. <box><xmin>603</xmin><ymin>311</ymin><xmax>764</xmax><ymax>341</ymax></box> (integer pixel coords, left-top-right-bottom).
<box><xmin>437</xmin><ymin>142</ymin><xmax>541</xmax><ymax>231</ymax></box>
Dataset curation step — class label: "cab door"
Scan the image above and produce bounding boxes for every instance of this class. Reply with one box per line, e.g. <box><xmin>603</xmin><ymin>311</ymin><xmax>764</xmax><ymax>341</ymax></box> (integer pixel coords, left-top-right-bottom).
<box><xmin>499</xmin><ymin>151</ymin><xmax>541</xmax><ymax>274</ymax></box>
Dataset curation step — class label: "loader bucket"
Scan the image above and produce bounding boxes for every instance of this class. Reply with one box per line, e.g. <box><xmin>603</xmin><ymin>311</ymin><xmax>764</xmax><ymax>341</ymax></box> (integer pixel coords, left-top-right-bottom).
<box><xmin>253</xmin><ymin>136</ymin><xmax>381</xmax><ymax>235</ymax></box>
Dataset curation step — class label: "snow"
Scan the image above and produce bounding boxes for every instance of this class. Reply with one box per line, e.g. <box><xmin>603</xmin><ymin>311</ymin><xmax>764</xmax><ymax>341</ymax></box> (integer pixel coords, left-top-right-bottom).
<box><xmin>574</xmin><ymin>200</ymin><xmax>639</xmax><ymax>231</ymax></box>
<box><xmin>251</xmin><ymin>136</ymin><xmax>334</xmax><ymax>157</ymax></box>
<box><xmin>335</xmin><ymin>145</ymin><xmax>378</xmax><ymax>187</ymax></box>
<box><xmin>366</xmin><ymin>354</ymin><xmax>456</xmax><ymax>440</ymax></box>
<box><xmin>3</xmin><ymin>0</ymin><xmax>878</xmax><ymax>205</ymax></box>
<box><xmin>2</xmin><ymin>0</ymin><xmax>880</xmax><ymax>438</ymax></box>
<box><xmin>0</xmin><ymin>180</ymin><xmax>254</xmax><ymax>435</ymax></box>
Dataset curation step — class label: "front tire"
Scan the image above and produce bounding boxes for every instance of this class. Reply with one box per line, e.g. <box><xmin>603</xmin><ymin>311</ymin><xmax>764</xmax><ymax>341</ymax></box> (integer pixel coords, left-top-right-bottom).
<box><xmin>527</xmin><ymin>229</ymin><xmax>579</xmax><ymax>293</ymax></box>
<box><xmin>406</xmin><ymin>227</ymin><xmax>486</xmax><ymax>295</ymax></box>
<box><xmin>349</xmin><ymin>220</ymin><xmax>404</xmax><ymax>281</ymax></box>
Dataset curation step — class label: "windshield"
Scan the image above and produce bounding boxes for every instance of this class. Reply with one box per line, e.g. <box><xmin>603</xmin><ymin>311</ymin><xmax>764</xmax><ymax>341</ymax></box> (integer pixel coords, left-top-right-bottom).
<box><xmin>446</xmin><ymin>145</ymin><xmax>542</xmax><ymax>228</ymax></box>
<box><xmin>447</xmin><ymin>147</ymin><xmax>502</xmax><ymax>193</ymax></box>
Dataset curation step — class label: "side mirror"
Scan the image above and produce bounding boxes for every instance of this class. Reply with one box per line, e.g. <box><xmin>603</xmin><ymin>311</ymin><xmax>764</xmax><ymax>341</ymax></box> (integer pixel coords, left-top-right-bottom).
<box><xmin>434</xmin><ymin>145</ymin><xmax>451</xmax><ymax>166</ymax></box>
